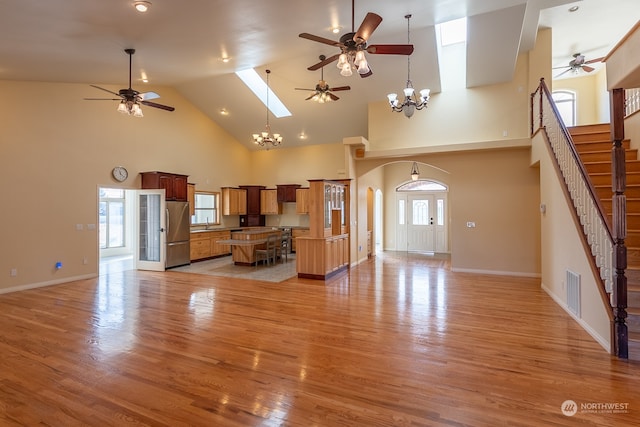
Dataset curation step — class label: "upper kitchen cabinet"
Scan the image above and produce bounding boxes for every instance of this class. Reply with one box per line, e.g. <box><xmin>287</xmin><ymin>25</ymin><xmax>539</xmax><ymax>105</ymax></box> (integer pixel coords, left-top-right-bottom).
<box><xmin>141</xmin><ymin>171</ymin><xmax>189</xmax><ymax>201</ymax></box>
<box><xmin>239</xmin><ymin>185</ymin><xmax>265</xmax><ymax>227</ymax></box>
<box><xmin>221</xmin><ymin>187</ymin><xmax>247</xmax><ymax>215</ymax></box>
<box><xmin>260</xmin><ymin>189</ymin><xmax>282</xmax><ymax>215</ymax></box>
<box><xmin>276</xmin><ymin>184</ymin><xmax>301</xmax><ymax>203</ymax></box>
<box><xmin>295</xmin><ymin>188</ymin><xmax>310</xmax><ymax>214</ymax></box>
<box><xmin>187</xmin><ymin>183</ymin><xmax>195</xmax><ymax>216</ymax></box>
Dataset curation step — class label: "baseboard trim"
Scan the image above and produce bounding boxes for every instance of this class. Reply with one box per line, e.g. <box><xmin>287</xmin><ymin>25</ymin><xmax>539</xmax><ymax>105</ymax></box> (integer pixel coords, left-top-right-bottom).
<box><xmin>0</xmin><ymin>274</ymin><xmax>97</xmax><ymax>295</ymax></box>
<box><xmin>541</xmin><ymin>282</ymin><xmax>611</xmax><ymax>353</ymax></box>
<box><xmin>451</xmin><ymin>267</ymin><xmax>541</xmax><ymax>278</ymax></box>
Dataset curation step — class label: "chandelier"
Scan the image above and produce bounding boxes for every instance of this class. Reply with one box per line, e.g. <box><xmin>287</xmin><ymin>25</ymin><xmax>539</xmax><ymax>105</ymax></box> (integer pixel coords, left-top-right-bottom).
<box><xmin>387</xmin><ymin>15</ymin><xmax>430</xmax><ymax>118</ymax></box>
<box><xmin>117</xmin><ymin>99</ymin><xmax>143</xmax><ymax>117</ymax></box>
<box><xmin>252</xmin><ymin>69</ymin><xmax>282</xmax><ymax>149</ymax></box>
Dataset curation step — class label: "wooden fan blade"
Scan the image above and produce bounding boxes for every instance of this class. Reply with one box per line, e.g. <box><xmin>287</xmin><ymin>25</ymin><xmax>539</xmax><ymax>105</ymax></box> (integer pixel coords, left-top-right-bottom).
<box><xmin>367</xmin><ymin>44</ymin><xmax>414</xmax><ymax>55</ymax></box>
<box><xmin>354</xmin><ymin>12</ymin><xmax>383</xmax><ymax>43</ymax></box>
<box><xmin>299</xmin><ymin>33</ymin><xmax>340</xmax><ymax>47</ymax></box>
<box><xmin>330</xmin><ymin>86</ymin><xmax>351</xmax><ymax>91</ymax></box>
<box><xmin>584</xmin><ymin>56</ymin><xmax>604</xmax><ymax>65</ymax></box>
<box><xmin>141</xmin><ymin>100</ymin><xmax>175</xmax><ymax>112</ymax></box>
<box><xmin>90</xmin><ymin>84</ymin><xmax>122</xmax><ymax>97</ymax></box>
<box><xmin>139</xmin><ymin>91</ymin><xmax>160</xmax><ymax>101</ymax></box>
<box><xmin>555</xmin><ymin>68</ymin><xmax>572</xmax><ymax>78</ymax></box>
<box><xmin>307</xmin><ymin>53</ymin><xmax>340</xmax><ymax>71</ymax></box>
<box><xmin>328</xmin><ymin>92</ymin><xmax>340</xmax><ymax>101</ymax></box>
<box><xmin>295</xmin><ymin>88</ymin><xmax>316</xmax><ymax>91</ymax></box>
<box><xmin>305</xmin><ymin>93</ymin><xmax>317</xmax><ymax>101</ymax></box>
<box><xmin>582</xmin><ymin>65</ymin><xmax>595</xmax><ymax>73</ymax></box>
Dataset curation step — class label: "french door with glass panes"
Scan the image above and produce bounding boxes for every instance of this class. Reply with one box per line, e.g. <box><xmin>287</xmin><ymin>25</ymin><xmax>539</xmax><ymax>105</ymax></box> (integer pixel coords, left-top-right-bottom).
<box><xmin>135</xmin><ymin>189</ymin><xmax>166</xmax><ymax>271</ymax></box>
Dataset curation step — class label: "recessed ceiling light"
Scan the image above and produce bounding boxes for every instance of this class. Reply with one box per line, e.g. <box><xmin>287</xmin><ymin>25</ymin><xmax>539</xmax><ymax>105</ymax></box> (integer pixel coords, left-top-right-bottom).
<box><xmin>220</xmin><ymin>108</ymin><xmax>229</xmax><ymax>116</ymax></box>
<box><xmin>568</xmin><ymin>5</ymin><xmax>579</xmax><ymax>12</ymax></box>
<box><xmin>331</xmin><ymin>26</ymin><xmax>341</xmax><ymax>34</ymax></box>
<box><xmin>298</xmin><ymin>132</ymin><xmax>308</xmax><ymax>140</ymax></box>
<box><xmin>134</xmin><ymin>1</ymin><xmax>151</xmax><ymax>13</ymax></box>
<box><xmin>220</xmin><ymin>57</ymin><xmax>231</xmax><ymax>63</ymax></box>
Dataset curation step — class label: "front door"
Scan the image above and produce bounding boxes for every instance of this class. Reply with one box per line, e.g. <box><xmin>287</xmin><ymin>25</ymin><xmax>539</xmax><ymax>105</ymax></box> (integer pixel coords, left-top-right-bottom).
<box><xmin>408</xmin><ymin>194</ymin><xmax>435</xmax><ymax>252</ymax></box>
<box><xmin>396</xmin><ymin>190</ymin><xmax>448</xmax><ymax>253</ymax></box>
<box><xmin>135</xmin><ymin>190</ymin><xmax>166</xmax><ymax>271</ymax></box>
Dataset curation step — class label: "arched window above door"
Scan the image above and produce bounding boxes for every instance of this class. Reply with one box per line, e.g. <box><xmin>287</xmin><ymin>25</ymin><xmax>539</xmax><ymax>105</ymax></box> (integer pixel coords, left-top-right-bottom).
<box><xmin>396</xmin><ymin>180</ymin><xmax>448</xmax><ymax>192</ymax></box>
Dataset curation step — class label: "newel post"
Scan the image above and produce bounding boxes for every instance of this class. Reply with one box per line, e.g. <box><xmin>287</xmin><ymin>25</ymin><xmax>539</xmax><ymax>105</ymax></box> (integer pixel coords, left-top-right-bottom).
<box><xmin>611</xmin><ymin>87</ymin><xmax>628</xmax><ymax>359</ymax></box>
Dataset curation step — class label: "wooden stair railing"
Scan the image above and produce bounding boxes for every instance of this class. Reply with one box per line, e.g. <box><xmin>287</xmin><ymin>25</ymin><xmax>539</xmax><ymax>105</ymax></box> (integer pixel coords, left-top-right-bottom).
<box><xmin>610</xmin><ymin>88</ymin><xmax>629</xmax><ymax>359</ymax></box>
<box><xmin>531</xmin><ymin>78</ymin><xmax>626</xmax><ymax>358</ymax></box>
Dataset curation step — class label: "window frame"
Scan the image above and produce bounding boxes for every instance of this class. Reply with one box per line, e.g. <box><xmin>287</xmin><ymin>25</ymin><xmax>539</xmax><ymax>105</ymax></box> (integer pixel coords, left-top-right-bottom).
<box><xmin>192</xmin><ymin>191</ymin><xmax>221</xmax><ymax>226</ymax></box>
<box><xmin>552</xmin><ymin>90</ymin><xmax>576</xmax><ymax>127</ymax></box>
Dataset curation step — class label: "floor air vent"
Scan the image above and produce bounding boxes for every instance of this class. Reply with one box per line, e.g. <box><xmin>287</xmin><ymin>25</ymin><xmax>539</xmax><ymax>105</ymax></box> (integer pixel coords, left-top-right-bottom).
<box><xmin>566</xmin><ymin>270</ymin><xmax>581</xmax><ymax>317</ymax></box>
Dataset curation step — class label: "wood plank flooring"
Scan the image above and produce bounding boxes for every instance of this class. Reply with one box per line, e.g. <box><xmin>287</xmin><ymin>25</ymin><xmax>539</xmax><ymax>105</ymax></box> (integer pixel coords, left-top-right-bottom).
<box><xmin>1</xmin><ymin>252</ymin><xmax>639</xmax><ymax>426</ymax></box>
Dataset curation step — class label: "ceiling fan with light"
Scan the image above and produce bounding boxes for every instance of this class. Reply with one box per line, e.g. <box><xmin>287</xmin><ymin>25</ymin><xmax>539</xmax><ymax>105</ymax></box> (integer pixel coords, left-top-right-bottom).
<box><xmin>553</xmin><ymin>53</ymin><xmax>604</xmax><ymax>78</ymax></box>
<box><xmin>298</xmin><ymin>0</ymin><xmax>413</xmax><ymax>78</ymax></box>
<box><xmin>84</xmin><ymin>48</ymin><xmax>174</xmax><ymax>117</ymax></box>
<box><xmin>295</xmin><ymin>55</ymin><xmax>351</xmax><ymax>102</ymax></box>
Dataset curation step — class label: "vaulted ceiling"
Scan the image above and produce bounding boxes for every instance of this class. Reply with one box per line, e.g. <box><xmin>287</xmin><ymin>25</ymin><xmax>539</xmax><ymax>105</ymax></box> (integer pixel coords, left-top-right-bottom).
<box><xmin>1</xmin><ymin>0</ymin><xmax>638</xmax><ymax>149</ymax></box>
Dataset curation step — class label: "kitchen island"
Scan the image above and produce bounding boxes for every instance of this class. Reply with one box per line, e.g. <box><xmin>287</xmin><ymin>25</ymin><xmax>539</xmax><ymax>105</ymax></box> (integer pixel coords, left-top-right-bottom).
<box><xmin>217</xmin><ymin>228</ymin><xmax>282</xmax><ymax>266</ymax></box>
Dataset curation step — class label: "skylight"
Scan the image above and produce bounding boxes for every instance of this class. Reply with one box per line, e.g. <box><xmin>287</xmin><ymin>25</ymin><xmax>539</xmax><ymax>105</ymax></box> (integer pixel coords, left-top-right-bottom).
<box><xmin>439</xmin><ymin>17</ymin><xmax>467</xmax><ymax>46</ymax></box>
<box><xmin>235</xmin><ymin>69</ymin><xmax>292</xmax><ymax>118</ymax></box>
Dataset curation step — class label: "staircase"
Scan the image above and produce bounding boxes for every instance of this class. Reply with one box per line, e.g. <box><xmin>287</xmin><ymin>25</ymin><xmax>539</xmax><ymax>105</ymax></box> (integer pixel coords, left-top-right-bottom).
<box><xmin>569</xmin><ymin>123</ymin><xmax>640</xmax><ymax>360</ymax></box>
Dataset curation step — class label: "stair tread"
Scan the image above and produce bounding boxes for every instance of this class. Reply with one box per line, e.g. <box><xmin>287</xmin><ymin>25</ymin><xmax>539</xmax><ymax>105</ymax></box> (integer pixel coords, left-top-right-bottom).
<box><xmin>630</xmin><ymin>332</ymin><xmax>640</xmax><ymax>341</ymax></box>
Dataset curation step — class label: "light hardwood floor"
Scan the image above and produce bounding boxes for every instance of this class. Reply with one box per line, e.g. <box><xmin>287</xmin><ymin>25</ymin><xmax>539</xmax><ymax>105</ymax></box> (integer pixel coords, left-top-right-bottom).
<box><xmin>1</xmin><ymin>252</ymin><xmax>639</xmax><ymax>426</ymax></box>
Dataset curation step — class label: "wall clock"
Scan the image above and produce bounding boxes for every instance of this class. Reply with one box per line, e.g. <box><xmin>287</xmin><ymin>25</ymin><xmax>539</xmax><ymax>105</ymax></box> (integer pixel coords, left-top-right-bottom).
<box><xmin>112</xmin><ymin>166</ymin><xmax>128</xmax><ymax>182</ymax></box>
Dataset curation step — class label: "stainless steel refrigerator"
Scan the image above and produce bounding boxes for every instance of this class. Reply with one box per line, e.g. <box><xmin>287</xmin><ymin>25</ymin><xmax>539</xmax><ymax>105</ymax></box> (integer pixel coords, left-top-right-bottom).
<box><xmin>165</xmin><ymin>201</ymin><xmax>191</xmax><ymax>268</ymax></box>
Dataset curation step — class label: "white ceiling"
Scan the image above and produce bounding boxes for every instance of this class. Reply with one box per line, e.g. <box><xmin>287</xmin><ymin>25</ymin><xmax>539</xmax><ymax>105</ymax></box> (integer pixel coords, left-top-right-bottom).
<box><xmin>1</xmin><ymin>0</ymin><xmax>638</xmax><ymax>150</ymax></box>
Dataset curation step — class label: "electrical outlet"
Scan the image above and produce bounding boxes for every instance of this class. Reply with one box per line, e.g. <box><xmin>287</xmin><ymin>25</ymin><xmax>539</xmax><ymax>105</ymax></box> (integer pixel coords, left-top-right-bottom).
<box><xmin>10</xmin><ymin>268</ymin><xmax>17</xmax><ymax>277</ymax></box>
<box><xmin>83</xmin><ymin>257</ymin><xmax>88</xmax><ymax>265</ymax></box>
<box><xmin>466</xmin><ymin>221</ymin><xmax>476</xmax><ymax>228</ymax></box>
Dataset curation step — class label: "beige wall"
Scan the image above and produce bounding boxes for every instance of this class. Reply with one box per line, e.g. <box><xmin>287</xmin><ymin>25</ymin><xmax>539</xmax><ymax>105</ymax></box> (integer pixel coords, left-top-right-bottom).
<box><xmin>367</xmin><ymin>49</ymin><xmax>531</xmax><ymax>151</ymax></box>
<box><xmin>0</xmin><ymin>81</ymin><xmax>251</xmax><ymax>291</ymax></box>
<box><xmin>357</xmin><ymin>149</ymin><xmax>541</xmax><ymax>277</ymax></box>
<box><xmin>253</xmin><ymin>142</ymin><xmax>346</xmax><ymax>229</ymax></box>
<box><xmin>531</xmin><ymin>132</ymin><xmax>612</xmax><ymax>350</ymax></box>
<box><xmin>552</xmin><ymin>70</ymin><xmax>609</xmax><ymax>125</ymax></box>
<box><xmin>355</xmin><ymin>162</ymin><xmax>384</xmax><ymax>264</ymax></box>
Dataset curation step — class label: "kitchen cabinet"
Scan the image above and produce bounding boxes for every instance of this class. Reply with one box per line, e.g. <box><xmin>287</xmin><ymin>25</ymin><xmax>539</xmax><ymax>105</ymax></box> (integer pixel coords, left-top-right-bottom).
<box><xmin>260</xmin><ymin>189</ymin><xmax>282</xmax><ymax>215</ymax></box>
<box><xmin>187</xmin><ymin>183</ymin><xmax>195</xmax><ymax>216</ymax></box>
<box><xmin>221</xmin><ymin>187</ymin><xmax>247</xmax><ymax>215</ymax></box>
<box><xmin>306</xmin><ymin>179</ymin><xmax>349</xmax><ymax>238</ymax></box>
<box><xmin>277</xmin><ymin>184</ymin><xmax>301</xmax><ymax>203</ymax></box>
<box><xmin>296</xmin><ymin>179</ymin><xmax>350</xmax><ymax>280</ymax></box>
<box><xmin>295</xmin><ymin>234</ymin><xmax>349</xmax><ymax>279</ymax></box>
<box><xmin>239</xmin><ymin>185</ymin><xmax>265</xmax><ymax>227</ymax></box>
<box><xmin>295</xmin><ymin>188</ymin><xmax>309</xmax><ymax>214</ymax></box>
<box><xmin>141</xmin><ymin>171</ymin><xmax>189</xmax><ymax>201</ymax></box>
<box><xmin>190</xmin><ymin>230</ymin><xmax>231</xmax><ymax>261</ymax></box>
<box><xmin>291</xmin><ymin>228</ymin><xmax>309</xmax><ymax>252</ymax></box>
